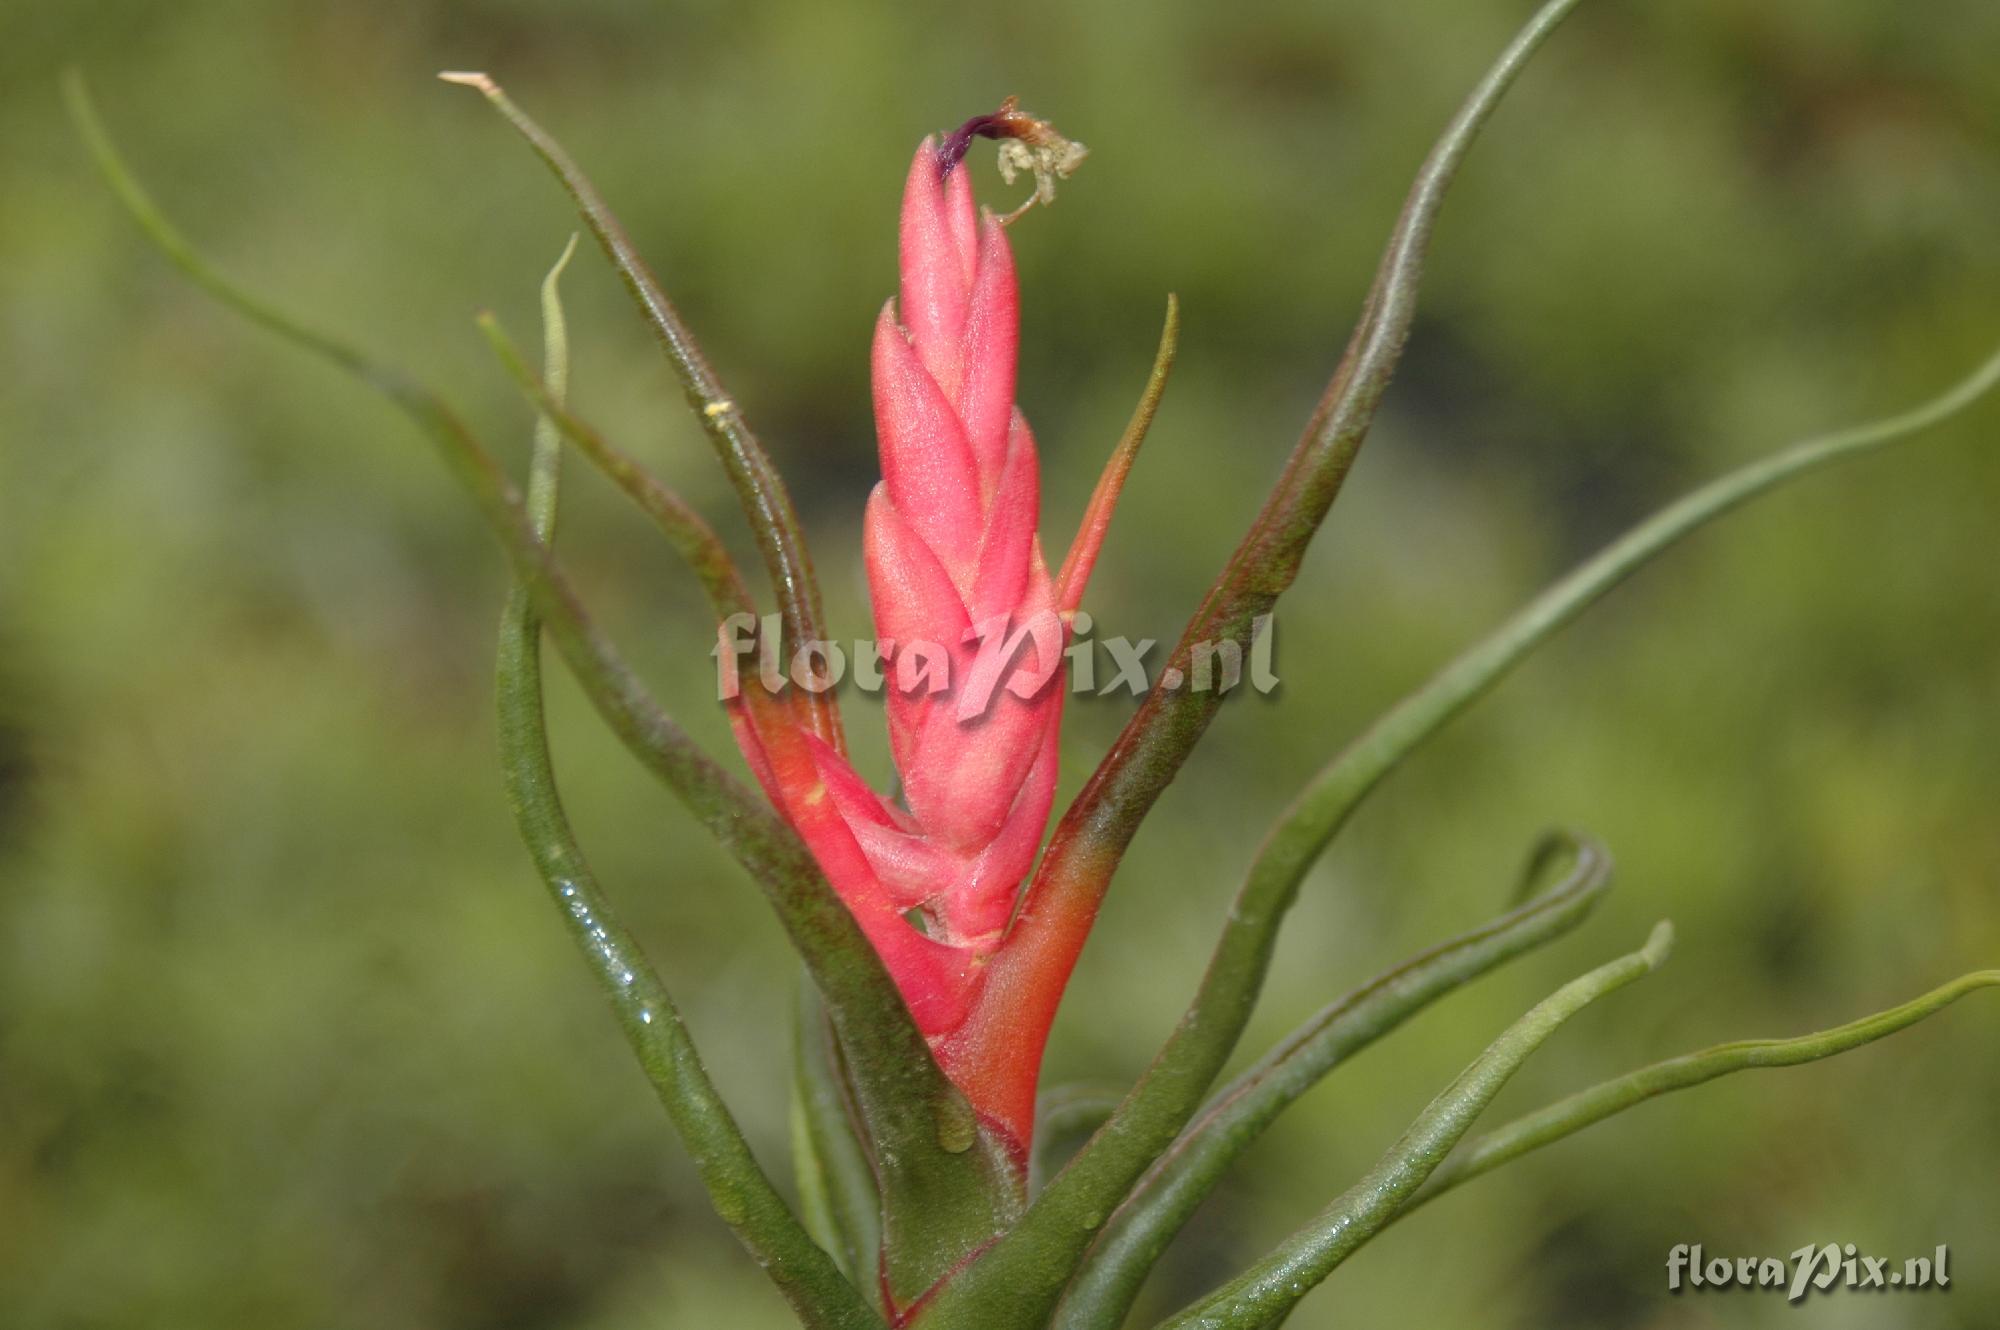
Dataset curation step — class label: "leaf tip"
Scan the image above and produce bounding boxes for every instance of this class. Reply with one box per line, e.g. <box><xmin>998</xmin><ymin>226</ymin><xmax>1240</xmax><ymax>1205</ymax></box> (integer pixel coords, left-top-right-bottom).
<box><xmin>1642</xmin><ymin>919</ymin><xmax>1675</xmax><ymax>970</ymax></box>
<box><xmin>548</xmin><ymin>232</ymin><xmax>581</xmax><ymax>280</ymax></box>
<box><xmin>437</xmin><ymin>70</ymin><xmax>499</xmax><ymax>95</ymax></box>
<box><xmin>59</xmin><ymin>66</ymin><xmax>106</xmax><ymax>142</ymax></box>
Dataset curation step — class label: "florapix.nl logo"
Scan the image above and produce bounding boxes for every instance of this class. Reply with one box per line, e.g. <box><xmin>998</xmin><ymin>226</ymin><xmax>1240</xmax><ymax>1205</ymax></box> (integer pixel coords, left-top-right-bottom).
<box><xmin>713</xmin><ymin>610</ymin><xmax>1279</xmax><ymax>716</ymax></box>
<box><xmin>1668</xmin><ymin>1243</ymin><xmax>1951</xmax><ymax>1303</ymax></box>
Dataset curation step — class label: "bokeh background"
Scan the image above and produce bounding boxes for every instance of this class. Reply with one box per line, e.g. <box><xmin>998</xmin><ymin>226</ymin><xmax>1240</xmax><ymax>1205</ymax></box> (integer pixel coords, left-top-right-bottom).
<box><xmin>4</xmin><ymin>0</ymin><xmax>1998</xmax><ymax>1326</ymax></box>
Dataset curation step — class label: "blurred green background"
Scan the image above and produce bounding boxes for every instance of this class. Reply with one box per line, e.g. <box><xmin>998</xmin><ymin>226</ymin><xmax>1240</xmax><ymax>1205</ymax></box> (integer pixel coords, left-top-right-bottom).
<box><xmin>4</xmin><ymin>0</ymin><xmax>1998</xmax><ymax>1325</ymax></box>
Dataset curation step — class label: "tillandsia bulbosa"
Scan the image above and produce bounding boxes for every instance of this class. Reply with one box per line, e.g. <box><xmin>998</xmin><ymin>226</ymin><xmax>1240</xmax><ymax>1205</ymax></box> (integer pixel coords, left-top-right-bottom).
<box><xmin>63</xmin><ymin>0</ymin><xmax>2000</xmax><ymax>1324</ymax></box>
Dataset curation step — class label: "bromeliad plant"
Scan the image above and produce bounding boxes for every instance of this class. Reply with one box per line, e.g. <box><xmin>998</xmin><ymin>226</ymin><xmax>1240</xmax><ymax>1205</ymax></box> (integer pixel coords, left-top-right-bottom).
<box><xmin>67</xmin><ymin>1</ymin><xmax>2000</xmax><ymax>1324</ymax></box>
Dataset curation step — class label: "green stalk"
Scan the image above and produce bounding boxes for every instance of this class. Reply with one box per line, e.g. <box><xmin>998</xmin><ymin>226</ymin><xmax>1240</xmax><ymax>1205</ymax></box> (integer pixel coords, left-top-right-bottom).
<box><xmin>1158</xmin><ymin>922</ymin><xmax>1676</xmax><ymax>1329</ymax></box>
<box><xmin>1054</xmin><ymin>832</ymin><xmax>1610</xmax><ymax>1328</ymax></box>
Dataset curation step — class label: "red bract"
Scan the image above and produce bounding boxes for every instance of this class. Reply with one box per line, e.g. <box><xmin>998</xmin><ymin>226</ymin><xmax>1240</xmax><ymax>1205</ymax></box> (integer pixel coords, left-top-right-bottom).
<box><xmin>729</xmin><ymin>134</ymin><xmax>1119</xmax><ymax>1151</ymax></box>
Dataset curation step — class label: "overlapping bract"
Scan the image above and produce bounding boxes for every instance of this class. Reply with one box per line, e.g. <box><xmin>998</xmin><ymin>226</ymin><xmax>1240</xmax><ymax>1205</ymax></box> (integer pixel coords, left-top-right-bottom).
<box><xmin>729</xmin><ymin>140</ymin><xmax>1112</xmax><ymax>1078</ymax></box>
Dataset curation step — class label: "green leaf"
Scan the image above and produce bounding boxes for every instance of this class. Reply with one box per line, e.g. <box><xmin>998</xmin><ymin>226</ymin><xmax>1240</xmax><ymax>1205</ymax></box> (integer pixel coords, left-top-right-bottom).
<box><xmin>67</xmin><ymin>71</ymin><xmax>1018</xmax><ymax>1302</ymax></box>
<box><xmin>520</xmin><ymin>234</ymin><xmax>578</xmax><ymax>535</ymax></box>
<box><xmin>486</xmin><ymin>240</ymin><xmax>879</xmax><ymax>1327</ymax></box>
<box><xmin>1398</xmin><ymin>968</ymin><xmax>2000</xmax><ymax>1216</ymax></box>
<box><xmin>65</xmin><ymin>67</ymin><xmax>840</xmax><ymax>1027</ymax></box>
<box><xmin>1055</xmin><ymin>294</ymin><xmax>1181</xmax><ymax>608</ymax></box>
<box><xmin>440</xmin><ymin>71</ymin><xmax>845</xmax><ymax>757</ymax></box>
<box><xmin>1053</xmin><ymin>832</ymin><xmax>1610</xmax><ymax>1328</ymax></box>
<box><xmin>1156</xmin><ymin>922</ymin><xmax>1675</xmax><ymax>1329</ymax></box>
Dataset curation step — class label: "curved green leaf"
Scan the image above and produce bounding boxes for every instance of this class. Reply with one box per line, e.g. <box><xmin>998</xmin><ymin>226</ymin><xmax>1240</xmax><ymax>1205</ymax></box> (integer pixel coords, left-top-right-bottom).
<box><xmin>1099</xmin><ymin>336</ymin><xmax>2000</xmax><ymax>1308</ymax></box>
<box><xmin>1157</xmin><ymin>922</ymin><xmax>1675</xmax><ymax>1329</ymax></box>
<box><xmin>65</xmin><ymin>68</ymin><xmax>857</xmax><ymax>1022</ymax></box>
<box><xmin>1055</xmin><ymin>832</ymin><xmax>1610</xmax><ymax>1328</ymax></box>
<box><xmin>1261</xmin><ymin>346</ymin><xmax>2000</xmax><ymax>937</ymax></box>
<box><xmin>1399</xmin><ymin>969</ymin><xmax>2000</xmax><ymax>1215</ymax></box>
<box><xmin>1007</xmin><ymin>0</ymin><xmax>1593</xmax><ymax>964</ymax></box>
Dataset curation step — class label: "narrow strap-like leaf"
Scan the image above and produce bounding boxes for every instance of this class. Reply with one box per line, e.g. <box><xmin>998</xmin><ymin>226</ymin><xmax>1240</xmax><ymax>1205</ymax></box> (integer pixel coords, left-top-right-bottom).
<box><xmin>440</xmin><ymin>71</ymin><xmax>844</xmax><ymax>756</ymax></box>
<box><xmin>925</xmin><ymin>9</ymin><xmax>1596</xmax><ymax>1322</ymax></box>
<box><xmin>1398</xmin><ymin>968</ymin><xmax>2000</xmax><ymax>1216</ymax></box>
<box><xmin>67</xmin><ymin>68</ymin><xmax>845</xmax><ymax>1009</ymax></box>
<box><xmin>488</xmin><ymin>299</ymin><xmax>1018</xmax><ymax>1292</ymax></box>
<box><xmin>520</xmin><ymin>235</ymin><xmax>578</xmax><ymax>534</ymax></box>
<box><xmin>1156</xmin><ymin>922</ymin><xmax>1675</xmax><ymax>1329</ymax></box>
<box><xmin>64</xmin><ymin>75</ymin><xmax>1012</xmax><ymax>1274</ymax></box>
<box><xmin>791</xmin><ymin>1094</ymin><xmax>842</xmax><ymax>1271</ymax></box>
<box><xmin>492</xmin><ymin>240</ymin><xmax>880</xmax><ymax>1328</ymax></box>
<box><xmin>1054</xmin><ymin>832</ymin><xmax>1609</xmax><ymax>1328</ymax></box>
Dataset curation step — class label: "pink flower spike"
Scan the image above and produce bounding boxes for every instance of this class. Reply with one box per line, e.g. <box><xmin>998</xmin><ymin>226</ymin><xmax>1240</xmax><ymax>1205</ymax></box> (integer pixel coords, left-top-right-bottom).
<box><xmin>728</xmin><ymin>111</ymin><xmax>1105</xmax><ymax>1150</ymax></box>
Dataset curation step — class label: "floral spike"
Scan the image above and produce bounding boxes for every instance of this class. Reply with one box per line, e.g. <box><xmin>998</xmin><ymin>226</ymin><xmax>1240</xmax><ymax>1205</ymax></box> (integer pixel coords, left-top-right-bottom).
<box><xmin>728</xmin><ymin>121</ymin><xmax>1130</xmax><ymax>1154</ymax></box>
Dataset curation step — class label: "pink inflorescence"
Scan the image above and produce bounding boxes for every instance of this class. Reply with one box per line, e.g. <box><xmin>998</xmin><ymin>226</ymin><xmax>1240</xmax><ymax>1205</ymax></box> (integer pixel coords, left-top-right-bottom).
<box><xmin>729</xmin><ymin>131</ymin><xmax>1118</xmax><ymax>1067</ymax></box>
